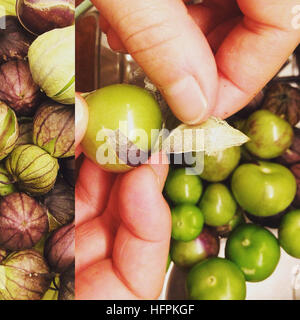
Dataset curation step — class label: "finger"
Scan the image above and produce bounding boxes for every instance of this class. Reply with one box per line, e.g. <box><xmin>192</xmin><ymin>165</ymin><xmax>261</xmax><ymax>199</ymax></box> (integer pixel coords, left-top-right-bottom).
<box><xmin>75</xmin><ymin>215</ymin><xmax>115</xmax><ymax>274</ymax></box>
<box><xmin>75</xmin><ymin>157</ymin><xmax>115</xmax><ymax>226</ymax></box>
<box><xmin>93</xmin><ymin>0</ymin><xmax>218</xmax><ymax>124</ymax></box>
<box><xmin>76</xmin><ymin>259</ymin><xmax>138</xmax><ymax>300</ymax></box>
<box><xmin>112</xmin><ymin>153</ymin><xmax>171</xmax><ymax>299</ymax></box>
<box><xmin>75</xmin><ymin>93</ymin><xmax>89</xmax><ymax>148</ymax></box>
<box><xmin>213</xmin><ymin>0</ymin><xmax>300</xmax><ymax>118</ymax></box>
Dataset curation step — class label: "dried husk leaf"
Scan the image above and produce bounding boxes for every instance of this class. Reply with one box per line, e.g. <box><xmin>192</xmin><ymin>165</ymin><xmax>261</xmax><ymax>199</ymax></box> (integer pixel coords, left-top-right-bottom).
<box><xmin>145</xmin><ymin>79</ymin><xmax>249</xmax><ymax>155</ymax></box>
<box><xmin>0</xmin><ymin>249</ymin><xmax>52</xmax><ymax>300</ymax></box>
<box><xmin>5</xmin><ymin>144</ymin><xmax>59</xmax><ymax>195</ymax></box>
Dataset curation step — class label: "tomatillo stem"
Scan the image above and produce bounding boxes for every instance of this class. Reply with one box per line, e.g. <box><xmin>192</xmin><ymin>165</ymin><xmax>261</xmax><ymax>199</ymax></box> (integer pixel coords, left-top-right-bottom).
<box><xmin>75</xmin><ymin>0</ymin><xmax>94</xmax><ymax>20</ymax></box>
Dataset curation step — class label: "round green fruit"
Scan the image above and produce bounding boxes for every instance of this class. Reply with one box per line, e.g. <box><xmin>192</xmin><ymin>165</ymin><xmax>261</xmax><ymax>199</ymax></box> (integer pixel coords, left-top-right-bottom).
<box><xmin>225</xmin><ymin>224</ymin><xmax>280</xmax><ymax>282</ymax></box>
<box><xmin>5</xmin><ymin>144</ymin><xmax>59</xmax><ymax>195</ymax></box>
<box><xmin>198</xmin><ymin>146</ymin><xmax>241</xmax><ymax>182</ymax></box>
<box><xmin>171</xmin><ymin>204</ymin><xmax>204</xmax><ymax>241</ymax></box>
<box><xmin>215</xmin><ymin>207</ymin><xmax>245</xmax><ymax>238</ymax></box>
<box><xmin>244</xmin><ymin>110</ymin><xmax>293</xmax><ymax>159</ymax></box>
<box><xmin>199</xmin><ymin>183</ymin><xmax>237</xmax><ymax>227</ymax></box>
<box><xmin>81</xmin><ymin>84</ymin><xmax>162</xmax><ymax>173</ymax></box>
<box><xmin>186</xmin><ymin>257</ymin><xmax>246</xmax><ymax>300</ymax></box>
<box><xmin>231</xmin><ymin>161</ymin><xmax>296</xmax><ymax>217</ymax></box>
<box><xmin>165</xmin><ymin>168</ymin><xmax>203</xmax><ymax>205</ymax></box>
<box><xmin>279</xmin><ymin>210</ymin><xmax>300</xmax><ymax>258</ymax></box>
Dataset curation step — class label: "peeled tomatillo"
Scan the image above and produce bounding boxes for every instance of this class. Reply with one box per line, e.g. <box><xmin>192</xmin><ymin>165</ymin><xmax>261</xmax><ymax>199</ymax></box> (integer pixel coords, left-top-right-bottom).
<box><xmin>81</xmin><ymin>84</ymin><xmax>162</xmax><ymax>173</ymax></box>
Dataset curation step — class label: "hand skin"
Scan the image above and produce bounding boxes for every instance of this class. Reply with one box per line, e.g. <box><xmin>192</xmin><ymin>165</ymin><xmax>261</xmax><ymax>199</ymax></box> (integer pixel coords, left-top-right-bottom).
<box><xmin>76</xmin><ymin>0</ymin><xmax>300</xmax><ymax>299</ymax></box>
<box><xmin>75</xmin><ymin>94</ymin><xmax>171</xmax><ymax>300</ymax></box>
<box><xmin>93</xmin><ymin>0</ymin><xmax>300</xmax><ymax>124</ymax></box>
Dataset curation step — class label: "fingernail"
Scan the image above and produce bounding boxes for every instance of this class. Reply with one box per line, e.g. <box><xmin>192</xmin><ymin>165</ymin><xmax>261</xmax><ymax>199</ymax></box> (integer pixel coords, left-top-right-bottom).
<box><xmin>162</xmin><ymin>75</ymin><xmax>208</xmax><ymax>125</ymax></box>
<box><xmin>75</xmin><ymin>95</ymin><xmax>83</xmax><ymax>128</ymax></box>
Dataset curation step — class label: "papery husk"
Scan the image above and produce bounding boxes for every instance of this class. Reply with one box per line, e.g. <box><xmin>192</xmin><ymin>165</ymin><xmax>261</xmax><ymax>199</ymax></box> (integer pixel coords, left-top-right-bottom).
<box><xmin>33</xmin><ymin>101</ymin><xmax>75</xmax><ymax>157</ymax></box>
<box><xmin>28</xmin><ymin>26</ymin><xmax>75</xmax><ymax>104</ymax></box>
<box><xmin>144</xmin><ymin>78</ymin><xmax>249</xmax><ymax>155</ymax></box>
<box><xmin>0</xmin><ymin>163</ymin><xmax>15</xmax><ymax>196</ymax></box>
<box><xmin>0</xmin><ymin>0</ymin><xmax>16</xmax><ymax>17</ymax></box>
<box><xmin>5</xmin><ymin>144</ymin><xmax>59</xmax><ymax>195</ymax></box>
<box><xmin>0</xmin><ymin>249</ymin><xmax>52</xmax><ymax>300</ymax></box>
<box><xmin>0</xmin><ymin>101</ymin><xmax>19</xmax><ymax>160</ymax></box>
<box><xmin>0</xmin><ymin>192</ymin><xmax>48</xmax><ymax>251</ymax></box>
<box><xmin>15</xmin><ymin>117</ymin><xmax>33</xmax><ymax>146</ymax></box>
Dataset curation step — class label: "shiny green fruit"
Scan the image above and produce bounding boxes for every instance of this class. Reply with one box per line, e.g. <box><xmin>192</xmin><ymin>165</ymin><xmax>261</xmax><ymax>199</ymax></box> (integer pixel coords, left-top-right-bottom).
<box><xmin>231</xmin><ymin>161</ymin><xmax>296</xmax><ymax>217</ymax></box>
<box><xmin>187</xmin><ymin>257</ymin><xmax>246</xmax><ymax>300</ymax></box>
<box><xmin>81</xmin><ymin>84</ymin><xmax>162</xmax><ymax>173</ymax></box>
<box><xmin>165</xmin><ymin>168</ymin><xmax>203</xmax><ymax>204</ymax></box>
<box><xmin>279</xmin><ymin>210</ymin><xmax>300</xmax><ymax>258</ymax></box>
<box><xmin>244</xmin><ymin>110</ymin><xmax>293</xmax><ymax>159</ymax></box>
<box><xmin>198</xmin><ymin>147</ymin><xmax>241</xmax><ymax>182</ymax></box>
<box><xmin>171</xmin><ymin>204</ymin><xmax>204</xmax><ymax>241</ymax></box>
<box><xmin>225</xmin><ymin>224</ymin><xmax>280</xmax><ymax>282</ymax></box>
<box><xmin>199</xmin><ymin>183</ymin><xmax>237</xmax><ymax>226</ymax></box>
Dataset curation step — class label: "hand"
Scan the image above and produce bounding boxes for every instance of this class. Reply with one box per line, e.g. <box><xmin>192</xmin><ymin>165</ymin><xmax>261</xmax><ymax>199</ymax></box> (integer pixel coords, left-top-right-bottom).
<box><xmin>93</xmin><ymin>0</ymin><xmax>300</xmax><ymax>124</ymax></box>
<box><xmin>75</xmin><ymin>94</ymin><xmax>171</xmax><ymax>299</ymax></box>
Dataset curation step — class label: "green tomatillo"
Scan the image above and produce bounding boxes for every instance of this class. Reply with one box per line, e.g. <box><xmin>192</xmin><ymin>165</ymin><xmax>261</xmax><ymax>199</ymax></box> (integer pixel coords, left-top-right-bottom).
<box><xmin>81</xmin><ymin>84</ymin><xmax>162</xmax><ymax>173</ymax></box>
<box><xmin>231</xmin><ymin>161</ymin><xmax>296</xmax><ymax>217</ymax></box>
<box><xmin>225</xmin><ymin>224</ymin><xmax>280</xmax><ymax>282</ymax></box>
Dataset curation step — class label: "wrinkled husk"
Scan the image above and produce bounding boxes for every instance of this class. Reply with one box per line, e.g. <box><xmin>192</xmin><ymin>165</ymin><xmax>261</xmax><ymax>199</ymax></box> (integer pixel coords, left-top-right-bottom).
<box><xmin>0</xmin><ymin>163</ymin><xmax>15</xmax><ymax>196</ymax></box>
<box><xmin>15</xmin><ymin>117</ymin><xmax>33</xmax><ymax>146</ymax></box>
<box><xmin>262</xmin><ymin>82</ymin><xmax>300</xmax><ymax>127</ymax></box>
<box><xmin>0</xmin><ymin>192</ymin><xmax>48</xmax><ymax>250</ymax></box>
<box><xmin>0</xmin><ymin>60</ymin><xmax>41</xmax><ymax>116</ymax></box>
<box><xmin>16</xmin><ymin>0</ymin><xmax>74</xmax><ymax>35</ymax></box>
<box><xmin>0</xmin><ymin>249</ymin><xmax>52</xmax><ymax>300</ymax></box>
<box><xmin>5</xmin><ymin>144</ymin><xmax>59</xmax><ymax>195</ymax></box>
<box><xmin>28</xmin><ymin>25</ymin><xmax>75</xmax><ymax>104</ymax></box>
<box><xmin>277</xmin><ymin>128</ymin><xmax>300</xmax><ymax>165</ymax></box>
<box><xmin>33</xmin><ymin>101</ymin><xmax>75</xmax><ymax>157</ymax></box>
<box><xmin>0</xmin><ymin>102</ymin><xmax>19</xmax><ymax>160</ymax></box>
<box><xmin>44</xmin><ymin>222</ymin><xmax>74</xmax><ymax>273</ymax></box>
<box><xmin>42</xmin><ymin>275</ymin><xmax>59</xmax><ymax>300</ymax></box>
<box><xmin>0</xmin><ymin>16</ymin><xmax>32</xmax><ymax>63</ymax></box>
<box><xmin>43</xmin><ymin>177</ymin><xmax>74</xmax><ymax>226</ymax></box>
<box><xmin>0</xmin><ymin>0</ymin><xmax>16</xmax><ymax>17</ymax></box>
<box><xmin>58</xmin><ymin>263</ymin><xmax>74</xmax><ymax>300</ymax></box>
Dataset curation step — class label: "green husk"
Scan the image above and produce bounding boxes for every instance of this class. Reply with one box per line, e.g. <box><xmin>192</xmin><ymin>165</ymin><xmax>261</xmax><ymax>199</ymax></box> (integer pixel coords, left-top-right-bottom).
<box><xmin>5</xmin><ymin>144</ymin><xmax>59</xmax><ymax>195</ymax></box>
<box><xmin>0</xmin><ymin>0</ymin><xmax>16</xmax><ymax>17</ymax></box>
<box><xmin>28</xmin><ymin>26</ymin><xmax>75</xmax><ymax>104</ymax></box>
<box><xmin>0</xmin><ymin>163</ymin><xmax>15</xmax><ymax>196</ymax></box>
<box><xmin>0</xmin><ymin>249</ymin><xmax>52</xmax><ymax>300</ymax></box>
<box><xmin>0</xmin><ymin>102</ymin><xmax>19</xmax><ymax>160</ymax></box>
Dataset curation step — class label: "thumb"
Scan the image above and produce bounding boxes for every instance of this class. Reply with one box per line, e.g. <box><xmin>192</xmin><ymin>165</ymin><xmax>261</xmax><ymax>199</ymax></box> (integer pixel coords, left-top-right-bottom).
<box><xmin>93</xmin><ymin>0</ymin><xmax>218</xmax><ymax>124</ymax></box>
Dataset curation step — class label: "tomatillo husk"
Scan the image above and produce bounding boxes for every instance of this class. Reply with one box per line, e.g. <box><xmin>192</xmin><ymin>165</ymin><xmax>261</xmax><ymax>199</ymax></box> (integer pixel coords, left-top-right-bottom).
<box><xmin>0</xmin><ymin>163</ymin><xmax>16</xmax><ymax>196</ymax></box>
<box><xmin>5</xmin><ymin>144</ymin><xmax>59</xmax><ymax>195</ymax></box>
<box><xmin>28</xmin><ymin>25</ymin><xmax>75</xmax><ymax>104</ymax></box>
<box><xmin>0</xmin><ymin>102</ymin><xmax>19</xmax><ymax>160</ymax></box>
